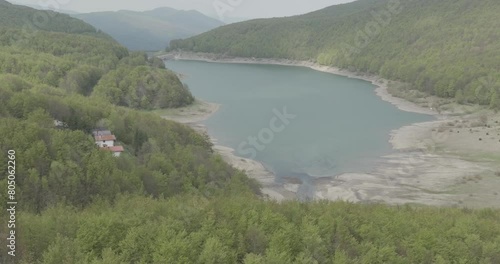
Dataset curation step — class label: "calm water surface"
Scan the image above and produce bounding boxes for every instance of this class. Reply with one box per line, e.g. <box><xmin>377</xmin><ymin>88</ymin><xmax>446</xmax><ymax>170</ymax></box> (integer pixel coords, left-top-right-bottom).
<box><xmin>165</xmin><ymin>60</ymin><xmax>432</xmax><ymax>195</ymax></box>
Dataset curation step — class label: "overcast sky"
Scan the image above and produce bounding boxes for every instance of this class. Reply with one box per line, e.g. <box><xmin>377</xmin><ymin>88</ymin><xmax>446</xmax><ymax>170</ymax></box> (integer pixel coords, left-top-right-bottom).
<box><xmin>9</xmin><ymin>0</ymin><xmax>355</xmax><ymax>20</ymax></box>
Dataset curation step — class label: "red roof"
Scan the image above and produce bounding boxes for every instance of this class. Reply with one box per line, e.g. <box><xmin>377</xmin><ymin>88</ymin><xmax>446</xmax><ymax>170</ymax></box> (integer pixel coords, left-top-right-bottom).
<box><xmin>95</xmin><ymin>135</ymin><xmax>116</xmax><ymax>141</ymax></box>
<box><xmin>103</xmin><ymin>146</ymin><xmax>124</xmax><ymax>152</ymax></box>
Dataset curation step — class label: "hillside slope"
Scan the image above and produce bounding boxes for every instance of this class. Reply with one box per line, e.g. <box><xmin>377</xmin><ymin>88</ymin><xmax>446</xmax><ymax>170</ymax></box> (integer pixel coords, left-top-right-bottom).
<box><xmin>0</xmin><ymin>1</ymin><xmax>194</xmax><ymax>110</ymax></box>
<box><xmin>74</xmin><ymin>7</ymin><xmax>224</xmax><ymax>51</ymax></box>
<box><xmin>0</xmin><ymin>0</ymin><xmax>97</xmax><ymax>34</ymax></box>
<box><xmin>170</xmin><ymin>0</ymin><xmax>500</xmax><ymax>107</ymax></box>
<box><xmin>0</xmin><ymin>3</ymin><xmax>254</xmax><ymax>262</ymax></box>
<box><xmin>1</xmin><ymin>2</ymin><xmax>500</xmax><ymax>264</ymax></box>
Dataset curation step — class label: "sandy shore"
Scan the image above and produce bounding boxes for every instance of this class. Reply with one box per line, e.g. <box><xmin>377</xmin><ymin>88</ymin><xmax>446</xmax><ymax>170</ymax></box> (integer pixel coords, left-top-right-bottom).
<box><xmin>154</xmin><ymin>99</ymin><xmax>220</xmax><ymax>124</ymax></box>
<box><xmin>159</xmin><ymin>52</ymin><xmax>500</xmax><ymax>208</ymax></box>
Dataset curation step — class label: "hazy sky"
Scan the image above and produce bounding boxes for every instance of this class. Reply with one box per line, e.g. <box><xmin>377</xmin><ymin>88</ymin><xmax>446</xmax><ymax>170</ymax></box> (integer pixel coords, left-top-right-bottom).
<box><xmin>9</xmin><ymin>0</ymin><xmax>355</xmax><ymax>20</ymax></box>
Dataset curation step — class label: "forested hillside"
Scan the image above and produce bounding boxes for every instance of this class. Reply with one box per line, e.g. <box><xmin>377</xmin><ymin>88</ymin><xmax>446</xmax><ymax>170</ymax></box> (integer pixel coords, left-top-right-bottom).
<box><xmin>10</xmin><ymin>196</ymin><xmax>500</xmax><ymax>264</ymax></box>
<box><xmin>0</xmin><ymin>2</ymin><xmax>214</xmax><ymax>214</ymax></box>
<box><xmin>0</xmin><ymin>2</ymin><xmax>257</xmax><ymax>262</ymax></box>
<box><xmin>74</xmin><ymin>7</ymin><xmax>224</xmax><ymax>51</ymax></box>
<box><xmin>170</xmin><ymin>0</ymin><xmax>500</xmax><ymax>108</ymax></box>
<box><xmin>92</xmin><ymin>62</ymin><xmax>194</xmax><ymax>110</ymax></box>
<box><xmin>1</xmin><ymin>2</ymin><xmax>500</xmax><ymax>263</ymax></box>
<box><xmin>0</xmin><ymin>0</ymin><xmax>98</xmax><ymax>34</ymax></box>
<box><xmin>0</xmin><ymin>1</ymin><xmax>193</xmax><ymax>110</ymax></box>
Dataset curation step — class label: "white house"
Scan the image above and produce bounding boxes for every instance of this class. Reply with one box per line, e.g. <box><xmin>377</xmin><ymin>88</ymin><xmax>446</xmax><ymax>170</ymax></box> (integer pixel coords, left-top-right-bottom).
<box><xmin>93</xmin><ymin>129</ymin><xmax>125</xmax><ymax>157</ymax></box>
<box><xmin>94</xmin><ymin>134</ymin><xmax>116</xmax><ymax>148</ymax></box>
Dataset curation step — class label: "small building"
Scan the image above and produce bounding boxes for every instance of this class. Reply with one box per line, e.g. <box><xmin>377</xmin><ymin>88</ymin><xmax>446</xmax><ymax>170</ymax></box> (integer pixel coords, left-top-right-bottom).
<box><xmin>94</xmin><ymin>134</ymin><xmax>116</xmax><ymax>148</ymax></box>
<box><xmin>93</xmin><ymin>129</ymin><xmax>125</xmax><ymax>157</ymax></box>
<box><xmin>103</xmin><ymin>146</ymin><xmax>125</xmax><ymax>157</ymax></box>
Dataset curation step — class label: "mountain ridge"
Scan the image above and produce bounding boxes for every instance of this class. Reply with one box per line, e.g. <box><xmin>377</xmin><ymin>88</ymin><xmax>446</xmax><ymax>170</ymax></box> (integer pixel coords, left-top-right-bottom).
<box><xmin>74</xmin><ymin>8</ymin><xmax>224</xmax><ymax>51</ymax></box>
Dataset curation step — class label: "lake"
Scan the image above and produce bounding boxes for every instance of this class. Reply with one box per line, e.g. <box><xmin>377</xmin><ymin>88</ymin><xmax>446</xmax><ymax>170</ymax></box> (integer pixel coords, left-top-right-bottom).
<box><xmin>165</xmin><ymin>60</ymin><xmax>433</xmax><ymax>195</ymax></box>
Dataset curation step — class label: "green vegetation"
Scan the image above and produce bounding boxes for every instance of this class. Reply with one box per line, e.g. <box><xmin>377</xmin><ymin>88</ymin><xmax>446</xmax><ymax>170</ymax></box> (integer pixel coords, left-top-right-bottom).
<box><xmin>0</xmin><ymin>0</ymin><xmax>99</xmax><ymax>35</ymax></box>
<box><xmin>0</xmin><ymin>9</ymin><xmax>193</xmax><ymax>110</ymax></box>
<box><xmin>1</xmin><ymin>1</ymin><xmax>500</xmax><ymax>263</ymax></box>
<box><xmin>0</xmin><ymin>0</ymin><xmax>245</xmax><ymax>214</ymax></box>
<box><xmin>74</xmin><ymin>7</ymin><xmax>224</xmax><ymax>51</ymax></box>
<box><xmin>0</xmin><ymin>78</ymin><xmax>257</xmax><ymax>262</ymax></box>
<box><xmin>7</xmin><ymin>196</ymin><xmax>500</xmax><ymax>263</ymax></box>
<box><xmin>92</xmin><ymin>65</ymin><xmax>194</xmax><ymax>110</ymax></box>
<box><xmin>170</xmin><ymin>0</ymin><xmax>500</xmax><ymax>109</ymax></box>
<box><xmin>0</xmin><ymin>2</ymin><xmax>255</xmax><ymax>262</ymax></box>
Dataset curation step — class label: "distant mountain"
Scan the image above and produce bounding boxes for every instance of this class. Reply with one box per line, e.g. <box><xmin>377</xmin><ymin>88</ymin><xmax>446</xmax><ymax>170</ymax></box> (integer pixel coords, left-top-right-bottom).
<box><xmin>74</xmin><ymin>7</ymin><xmax>224</xmax><ymax>51</ymax></box>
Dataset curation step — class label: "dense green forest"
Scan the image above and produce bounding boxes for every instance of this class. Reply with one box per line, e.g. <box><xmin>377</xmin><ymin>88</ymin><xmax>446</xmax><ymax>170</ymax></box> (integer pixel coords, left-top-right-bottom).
<box><xmin>170</xmin><ymin>0</ymin><xmax>500</xmax><ymax>108</ymax></box>
<box><xmin>10</xmin><ymin>196</ymin><xmax>500</xmax><ymax>264</ymax></box>
<box><xmin>74</xmin><ymin>7</ymin><xmax>224</xmax><ymax>51</ymax></box>
<box><xmin>0</xmin><ymin>0</ymin><xmax>100</xmax><ymax>35</ymax></box>
<box><xmin>92</xmin><ymin>63</ymin><xmax>194</xmax><ymax>110</ymax></box>
<box><xmin>1</xmin><ymin>1</ymin><xmax>500</xmax><ymax>263</ymax></box>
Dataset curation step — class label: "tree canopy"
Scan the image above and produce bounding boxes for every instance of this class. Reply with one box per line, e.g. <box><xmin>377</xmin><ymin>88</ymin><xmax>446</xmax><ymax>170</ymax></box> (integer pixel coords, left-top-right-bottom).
<box><xmin>92</xmin><ymin>65</ymin><xmax>194</xmax><ymax>110</ymax></box>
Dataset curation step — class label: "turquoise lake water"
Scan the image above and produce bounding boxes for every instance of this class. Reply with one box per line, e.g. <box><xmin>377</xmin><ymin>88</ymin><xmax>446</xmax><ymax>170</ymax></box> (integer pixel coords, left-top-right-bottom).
<box><xmin>165</xmin><ymin>60</ymin><xmax>433</xmax><ymax>190</ymax></box>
